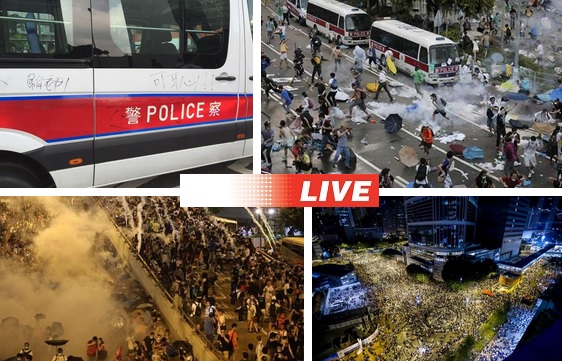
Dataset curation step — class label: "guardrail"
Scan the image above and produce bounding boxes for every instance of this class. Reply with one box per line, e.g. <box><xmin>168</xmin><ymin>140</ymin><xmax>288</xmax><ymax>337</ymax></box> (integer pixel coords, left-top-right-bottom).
<box><xmin>94</xmin><ymin>198</ymin><xmax>224</xmax><ymax>361</ymax></box>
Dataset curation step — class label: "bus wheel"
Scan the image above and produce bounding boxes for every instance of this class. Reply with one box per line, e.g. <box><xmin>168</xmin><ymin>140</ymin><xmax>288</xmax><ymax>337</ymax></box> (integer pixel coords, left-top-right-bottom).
<box><xmin>0</xmin><ymin>163</ymin><xmax>42</xmax><ymax>187</ymax></box>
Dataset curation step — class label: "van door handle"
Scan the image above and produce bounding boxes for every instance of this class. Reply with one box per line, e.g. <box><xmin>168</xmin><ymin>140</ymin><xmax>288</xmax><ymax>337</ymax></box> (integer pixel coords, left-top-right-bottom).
<box><xmin>215</xmin><ymin>75</ymin><xmax>236</xmax><ymax>81</ymax></box>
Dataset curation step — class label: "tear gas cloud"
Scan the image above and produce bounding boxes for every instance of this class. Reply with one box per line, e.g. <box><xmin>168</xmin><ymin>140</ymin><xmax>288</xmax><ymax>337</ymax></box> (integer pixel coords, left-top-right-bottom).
<box><xmin>0</xmin><ymin>197</ymin><xmax>127</xmax><ymax>361</ymax></box>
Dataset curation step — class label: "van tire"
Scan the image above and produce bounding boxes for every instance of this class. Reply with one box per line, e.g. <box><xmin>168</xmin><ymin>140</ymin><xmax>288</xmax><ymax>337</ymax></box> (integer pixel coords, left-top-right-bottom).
<box><xmin>0</xmin><ymin>163</ymin><xmax>42</xmax><ymax>187</ymax></box>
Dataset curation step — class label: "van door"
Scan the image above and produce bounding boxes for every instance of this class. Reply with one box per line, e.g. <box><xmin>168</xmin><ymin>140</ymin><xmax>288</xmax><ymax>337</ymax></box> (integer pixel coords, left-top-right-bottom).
<box><xmin>0</xmin><ymin>0</ymin><xmax>95</xmax><ymax>187</ymax></box>
<box><xmin>90</xmin><ymin>0</ymin><xmax>241</xmax><ymax>186</ymax></box>
<box><xmin>233</xmin><ymin>0</ymin><xmax>253</xmax><ymax>159</ymax></box>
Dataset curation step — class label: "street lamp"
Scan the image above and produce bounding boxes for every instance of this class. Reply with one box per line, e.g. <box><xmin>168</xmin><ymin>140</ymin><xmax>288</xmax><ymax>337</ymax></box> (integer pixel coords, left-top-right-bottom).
<box><xmin>512</xmin><ymin>1</ymin><xmax>527</xmax><ymax>82</ymax></box>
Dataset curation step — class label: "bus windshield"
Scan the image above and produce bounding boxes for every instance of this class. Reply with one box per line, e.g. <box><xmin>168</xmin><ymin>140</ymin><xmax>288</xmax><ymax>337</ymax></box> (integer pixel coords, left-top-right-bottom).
<box><xmin>429</xmin><ymin>44</ymin><xmax>459</xmax><ymax>65</ymax></box>
<box><xmin>345</xmin><ymin>14</ymin><xmax>371</xmax><ymax>32</ymax></box>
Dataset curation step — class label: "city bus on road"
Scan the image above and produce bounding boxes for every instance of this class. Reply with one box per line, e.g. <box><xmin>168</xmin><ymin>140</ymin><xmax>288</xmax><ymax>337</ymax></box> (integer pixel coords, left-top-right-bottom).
<box><xmin>286</xmin><ymin>0</ymin><xmax>308</xmax><ymax>25</ymax></box>
<box><xmin>279</xmin><ymin>237</ymin><xmax>304</xmax><ymax>266</ymax></box>
<box><xmin>370</xmin><ymin>20</ymin><xmax>460</xmax><ymax>85</ymax></box>
<box><xmin>305</xmin><ymin>0</ymin><xmax>371</xmax><ymax>46</ymax></box>
<box><xmin>0</xmin><ymin>0</ymin><xmax>253</xmax><ymax>187</ymax></box>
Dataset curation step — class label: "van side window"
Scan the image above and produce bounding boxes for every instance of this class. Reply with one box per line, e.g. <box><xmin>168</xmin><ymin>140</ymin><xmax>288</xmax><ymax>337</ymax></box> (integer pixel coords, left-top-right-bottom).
<box><xmin>93</xmin><ymin>0</ymin><xmax>230</xmax><ymax>69</ymax></box>
<box><xmin>419</xmin><ymin>46</ymin><xmax>428</xmax><ymax>63</ymax></box>
<box><xmin>0</xmin><ymin>0</ymin><xmax>92</xmax><ymax>60</ymax></box>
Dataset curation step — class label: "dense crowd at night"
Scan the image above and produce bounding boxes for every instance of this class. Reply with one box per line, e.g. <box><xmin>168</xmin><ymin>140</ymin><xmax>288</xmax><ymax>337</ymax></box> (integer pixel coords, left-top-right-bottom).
<box><xmin>327</xmin><ymin>251</ymin><xmax>561</xmax><ymax>361</ymax></box>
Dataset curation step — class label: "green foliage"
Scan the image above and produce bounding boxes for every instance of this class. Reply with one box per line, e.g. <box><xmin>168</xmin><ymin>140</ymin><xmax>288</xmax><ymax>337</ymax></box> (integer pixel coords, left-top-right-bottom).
<box><xmin>474</xmin><ymin>305</ymin><xmax>509</xmax><ymax>351</ymax></box>
<box><xmin>406</xmin><ymin>264</ymin><xmax>432</xmax><ymax>283</ymax></box>
<box><xmin>381</xmin><ymin>248</ymin><xmax>402</xmax><ymax>258</ymax></box>
<box><xmin>451</xmin><ymin>0</ymin><xmax>496</xmax><ymax>17</ymax></box>
<box><xmin>277</xmin><ymin>208</ymin><xmax>304</xmax><ymax>231</ymax></box>
<box><xmin>442</xmin><ymin>256</ymin><xmax>498</xmax><ymax>284</ymax></box>
<box><xmin>446</xmin><ymin>27</ymin><xmax>462</xmax><ymax>43</ymax></box>
<box><xmin>446</xmin><ymin>335</ymin><xmax>475</xmax><ymax>361</ymax></box>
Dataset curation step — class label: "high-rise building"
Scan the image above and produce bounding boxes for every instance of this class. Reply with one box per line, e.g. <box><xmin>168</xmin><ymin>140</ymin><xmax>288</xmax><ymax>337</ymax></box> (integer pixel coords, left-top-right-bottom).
<box><xmin>380</xmin><ymin>197</ymin><xmax>407</xmax><ymax>235</ymax></box>
<box><xmin>477</xmin><ymin>197</ymin><xmax>532</xmax><ymax>260</ymax></box>
<box><xmin>403</xmin><ymin>196</ymin><xmax>478</xmax><ymax>278</ymax></box>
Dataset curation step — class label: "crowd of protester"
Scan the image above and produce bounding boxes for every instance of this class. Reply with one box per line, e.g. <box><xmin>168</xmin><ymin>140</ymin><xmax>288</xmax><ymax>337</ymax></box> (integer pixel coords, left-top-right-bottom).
<box><xmin>98</xmin><ymin>197</ymin><xmax>304</xmax><ymax>361</ymax></box>
<box><xmin>329</xmin><ymin>251</ymin><xmax>561</xmax><ymax>361</ymax></box>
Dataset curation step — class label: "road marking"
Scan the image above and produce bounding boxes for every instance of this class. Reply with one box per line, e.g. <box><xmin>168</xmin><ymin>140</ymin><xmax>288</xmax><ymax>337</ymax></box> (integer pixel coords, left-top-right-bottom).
<box><xmin>353</xmin><ymin>153</ymin><xmax>408</xmax><ymax>188</ymax></box>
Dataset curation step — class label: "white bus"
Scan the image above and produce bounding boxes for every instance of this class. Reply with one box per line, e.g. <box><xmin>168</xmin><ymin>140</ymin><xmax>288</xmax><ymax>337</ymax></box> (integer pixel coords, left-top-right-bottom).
<box><xmin>0</xmin><ymin>0</ymin><xmax>253</xmax><ymax>187</ymax></box>
<box><xmin>286</xmin><ymin>0</ymin><xmax>308</xmax><ymax>25</ymax></box>
<box><xmin>370</xmin><ymin>20</ymin><xmax>460</xmax><ymax>84</ymax></box>
<box><xmin>305</xmin><ymin>0</ymin><xmax>371</xmax><ymax>46</ymax></box>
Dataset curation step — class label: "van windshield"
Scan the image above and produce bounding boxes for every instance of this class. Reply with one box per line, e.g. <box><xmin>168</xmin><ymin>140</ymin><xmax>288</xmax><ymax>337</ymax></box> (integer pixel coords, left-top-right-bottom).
<box><xmin>345</xmin><ymin>14</ymin><xmax>370</xmax><ymax>32</ymax></box>
<box><xmin>429</xmin><ymin>44</ymin><xmax>459</xmax><ymax>65</ymax></box>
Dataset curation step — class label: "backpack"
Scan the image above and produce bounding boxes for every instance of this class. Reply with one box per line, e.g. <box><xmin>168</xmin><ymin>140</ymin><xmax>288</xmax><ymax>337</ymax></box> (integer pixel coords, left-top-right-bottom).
<box><xmin>194</xmin><ymin>302</ymin><xmax>201</xmax><ymax>316</ymax></box>
<box><xmin>273</xmin><ymin>19</ymin><xmax>278</xmax><ymax>29</ymax></box>
<box><xmin>87</xmin><ymin>344</ymin><xmax>98</xmax><ymax>357</ymax></box>
<box><xmin>330</xmin><ymin>79</ymin><xmax>338</xmax><ymax>90</ymax></box>
<box><xmin>312</xmin><ymin>36</ymin><xmax>321</xmax><ymax>48</ymax></box>
<box><xmin>307</xmin><ymin>98</ymin><xmax>314</xmax><ymax>109</ymax></box>
<box><xmin>415</xmin><ymin>164</ymin><xmax>427</xmax><ymax>181</ymax></box>
<box><xmin>506</xmin><ymin>27</ymin><xmax>512</xmax><ymax>37</ymax></box>
<box><xmin>288</xmin><ymin>91</ymin><xmax>294</xmax><ymax>100</ymax></box>
<box><xmin>421</xmin><ymin>127</ymin><xmax>433</xmax><ymax>143</ymax></box>
<box><xmin>440</xmin><ymin>98</ymin><xmax>447</xmax><ymax>106</ymax></box>
<box><xmin>360</xmin><ymin>90</ymin><xmax>366</xmax><ymax>100</ymax></box>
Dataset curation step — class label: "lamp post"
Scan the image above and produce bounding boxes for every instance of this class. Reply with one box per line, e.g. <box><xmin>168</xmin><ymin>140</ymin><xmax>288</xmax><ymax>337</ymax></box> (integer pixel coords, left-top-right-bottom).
<box><xmin>512</xmin><ymin>1</ymin><xmax>527</xmax><ymax>82</ymax></box>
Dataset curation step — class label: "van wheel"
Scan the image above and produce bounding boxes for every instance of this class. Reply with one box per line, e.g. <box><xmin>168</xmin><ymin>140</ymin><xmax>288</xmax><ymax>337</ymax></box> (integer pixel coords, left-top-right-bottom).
<box><xmin>0</xmin><ymin>163</ymin><xmax>42</xmax><ymax>187</ymax></box>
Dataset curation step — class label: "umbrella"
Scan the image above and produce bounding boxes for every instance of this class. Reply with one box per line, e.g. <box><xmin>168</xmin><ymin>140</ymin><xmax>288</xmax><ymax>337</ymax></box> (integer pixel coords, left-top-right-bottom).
<box><xmin>45</xmin><ymin>340</ymin><xmax>69</xmax><ymax>346</ymax></box>
<box><xmin>531</xmin><ymin>123</ymin><xmax>555</xmax><ymax>134</ymax></box>
<box><xmin>550</xmin><ymin>87</ymin><xmax>562</xmax><ymax>101</ymax></box>
<box><xmin>384</xmin><ymin>114</ymin><xmax>402</xmax><ymax>133</ymax></box>
<box><xmin>490</xmin><ymin>52</ymin><xmax>504</xmax><ymax>63</ymax></box>
<box><xmin>449</xmin><ymin>144</ymin><xmax>466</xmax><ymax>156</ymax></box>
<box><xmin>462</xmin><ymin>146</ymin><xmax>484</xmax><ymax>159</ymax></box>
<box><xmin>398</xmin><ymin>146</ymin><xmax>419</xmax><ymax>167</ymax></box>
<box><xmin>135</xmin><ymin>303</ymin><xmax>153</xmax><ymax>309</ymax></box>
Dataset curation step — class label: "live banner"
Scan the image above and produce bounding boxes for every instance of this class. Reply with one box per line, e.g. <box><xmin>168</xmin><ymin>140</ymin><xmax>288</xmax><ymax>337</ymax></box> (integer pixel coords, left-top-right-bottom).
<box><xmin>179</xmin><ymin>174</ymin><xmax>379</xmax><ymax>207</ymax></box>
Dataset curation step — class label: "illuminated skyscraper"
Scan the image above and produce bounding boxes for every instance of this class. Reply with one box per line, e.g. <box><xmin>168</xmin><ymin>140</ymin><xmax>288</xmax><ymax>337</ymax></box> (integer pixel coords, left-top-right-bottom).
<box><xmin>403</xmin><ymin>196</ymin><xmax>478</xmax><ymax>278</ymax></box>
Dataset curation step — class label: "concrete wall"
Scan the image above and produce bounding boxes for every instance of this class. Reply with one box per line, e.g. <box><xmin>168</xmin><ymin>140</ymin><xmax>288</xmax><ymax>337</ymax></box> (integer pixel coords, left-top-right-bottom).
<box><xmin>104</xmin><ymin>216</ymin><xmax>222</xmax><ymax>361</ymax></box>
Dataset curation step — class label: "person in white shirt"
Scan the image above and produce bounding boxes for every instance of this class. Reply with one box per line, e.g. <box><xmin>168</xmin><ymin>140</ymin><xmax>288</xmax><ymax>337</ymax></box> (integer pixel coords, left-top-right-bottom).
<box><xmin>523</xmin><ymin>136</ymin><xmax>543</xmax><ymax>178</ymax></box>
<box><xmin>534</xmin><ymin>108</ymin><xmax>554</xmax><ymax>123</ymax></box>
<box><xmin>537</xmin><ymin>40</ymin><xmax>544</xmax><ymax>65</ymax></box>
<box><xmin>374</xmin><ymin>66</ymin><xmax>393</xmax><ymax>102</ymax></box>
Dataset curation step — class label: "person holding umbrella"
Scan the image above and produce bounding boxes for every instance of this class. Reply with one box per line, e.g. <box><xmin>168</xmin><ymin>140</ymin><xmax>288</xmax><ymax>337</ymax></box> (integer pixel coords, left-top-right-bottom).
<box><xmin>52</xmin><ymin>348</ymin><xmax>66</xmax><ymax>361</ymax></box>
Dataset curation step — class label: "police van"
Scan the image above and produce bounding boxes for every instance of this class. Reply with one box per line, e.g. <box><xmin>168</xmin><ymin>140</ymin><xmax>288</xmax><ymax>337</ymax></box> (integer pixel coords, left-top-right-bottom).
<box><xmin>0</xmin><ymin>0</ymin><xmax>253</xmax><ymax>187</ymax></box>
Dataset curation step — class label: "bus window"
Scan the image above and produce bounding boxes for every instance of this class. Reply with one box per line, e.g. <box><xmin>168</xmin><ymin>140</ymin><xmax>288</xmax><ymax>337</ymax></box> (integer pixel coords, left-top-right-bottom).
<box><xmin>91</xmin><ymin>0</ymin><xmax>229</xmax><ymax>69</ymax></box>
<box><xmin>0</xmin><ymin>0</ymin><xmax>91</xmax><ymax>58</ymax></box>
<box><xmin>419</xmin><ymin>46</ymin><xmax>428</xmax><ymax>63</ymax></box>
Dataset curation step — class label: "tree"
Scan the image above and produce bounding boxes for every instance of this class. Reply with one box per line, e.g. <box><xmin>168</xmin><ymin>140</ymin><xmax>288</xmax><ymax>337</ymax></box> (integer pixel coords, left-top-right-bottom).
<box><xmin>453</xmin><ymin>0</ymin><xmax>495</xmax><ymax>18</ymax></box>
<box><xmin>277</xmin><ymin>208</ymin><xmax>304</xmax><ymax>234</ymax></box>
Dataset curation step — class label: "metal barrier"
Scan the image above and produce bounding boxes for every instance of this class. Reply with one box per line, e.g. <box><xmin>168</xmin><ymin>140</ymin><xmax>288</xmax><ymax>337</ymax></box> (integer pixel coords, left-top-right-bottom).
<box><xmin>95</xmin><ymin>198</ymin><xmax>224</xmax><ymax>361</ymax></box>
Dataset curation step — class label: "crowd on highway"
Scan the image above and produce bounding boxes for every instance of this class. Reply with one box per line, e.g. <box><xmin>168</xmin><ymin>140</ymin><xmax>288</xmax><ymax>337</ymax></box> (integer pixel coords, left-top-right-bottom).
<box><xmin>261</xmin><ymin>0</ymin><xmax>562</xmax><ymax>187</ymax></box>
<box><xmin>99</xmin><ymin>197</ymin><xmax>305</xmax><ymax>361</ymax></box>
<box><xmin>475</xmin><ymin>306</ymin><xmax>536</xmax><ymax>361</ymax></box>
<box><xmin>326</xmin><ymin>251</ymin><xmax>562</xmax><ymax>361</ymax></box>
